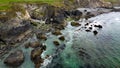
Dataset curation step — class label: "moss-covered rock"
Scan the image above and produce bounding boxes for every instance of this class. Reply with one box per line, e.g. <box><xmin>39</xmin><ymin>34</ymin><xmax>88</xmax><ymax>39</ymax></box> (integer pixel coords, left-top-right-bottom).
<box><xmin>71</xmin><ymin>22</ymin><xmax>81</xmax><ymax>27</ymax></box>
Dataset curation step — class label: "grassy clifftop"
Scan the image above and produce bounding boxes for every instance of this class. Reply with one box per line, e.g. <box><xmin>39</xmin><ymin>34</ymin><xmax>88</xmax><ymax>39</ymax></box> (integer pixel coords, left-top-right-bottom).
<box><xmin>0</xmin><ymin>0</ymin><xmax>63</xmax><ymax>10</ymax></box>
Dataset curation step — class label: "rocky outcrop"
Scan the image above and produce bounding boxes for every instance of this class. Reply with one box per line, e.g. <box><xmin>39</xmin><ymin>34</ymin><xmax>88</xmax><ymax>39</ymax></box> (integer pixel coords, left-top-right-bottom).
<box><xmin>0</xmin><ymin>20</ymin><xmax>32</xmax><ymax>44</ymax></box>
<box><xmin>4</xmin><ymin>50</ymin><xmax>24</xmax><ymax>67</ymax></box>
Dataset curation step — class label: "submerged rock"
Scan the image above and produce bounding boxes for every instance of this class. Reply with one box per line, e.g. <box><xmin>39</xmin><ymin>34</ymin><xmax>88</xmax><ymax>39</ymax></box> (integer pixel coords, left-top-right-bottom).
<box><xmin>53</xmin><ymin>41</ymin><xmax>60</xmax><ymax>46</ymax></box>
<box><xmin>4</xmin><ymin>50</ymin><xmax>24</xmax><ymax>67</ymax></box>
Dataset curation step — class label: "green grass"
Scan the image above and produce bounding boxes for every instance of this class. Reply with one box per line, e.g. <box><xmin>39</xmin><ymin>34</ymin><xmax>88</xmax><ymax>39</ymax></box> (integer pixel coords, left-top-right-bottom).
<box><xmin>104</xmin><ymin>0</ymin><xmax>118</xmax><ymax>3</ymax></box>
<box><xmin>0</xmin><ymin>0</ymin><xmax>62</xmax><ymax>10</ymax></box>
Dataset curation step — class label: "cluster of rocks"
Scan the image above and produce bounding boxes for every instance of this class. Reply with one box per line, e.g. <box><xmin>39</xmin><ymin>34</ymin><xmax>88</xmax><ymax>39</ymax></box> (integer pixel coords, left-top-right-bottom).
<box><xmin>4</xmin><ymin>36</ymin><xmax>47</xmax><ymax>68</ymax></box>
<box><xmin>71</xmin><ymin>20</ymin><xmax>103</xmax><ymax>35</ymax></box>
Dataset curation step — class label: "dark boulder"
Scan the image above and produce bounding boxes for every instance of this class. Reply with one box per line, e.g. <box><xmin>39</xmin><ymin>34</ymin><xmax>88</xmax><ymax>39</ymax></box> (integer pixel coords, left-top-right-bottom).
<box><xmin>93</xmin><ymin>30</ymin><xmax>98</xmax><ymax>35</ymax></box>
<box><xmin>71</xmin><ymin>10</ymin><xmax>82</xmax><ymax>20</ymax></box>
<box><xmin>94</xmin><ymin>25</ymin><xmax>102</xmax><ymax>29</ymax></box>
<box><xmin>4</xmin><ymin>50</ymin><xmax>24</xmax><ymax>67</ymax></box>
<box><xmin>52</xmin><ymin>14</ymin><xmax>65</xmax><ymax>24</ymax></box>
<box><xmin>71</xmin><ymin>10</ymin><xmax>82</xmax><ymax>16</ymax></box>
<box><xmin>45</xmin><ymin>7</ymin><xmax>66</xmax><ymax>24</ymax></box>
<box><xmin>59</xmin><ymin>36</ymin><xmax>65</xmax><ymax>41</ymax></box>
<box><xmin>64</xmin><ymin>11</ymin><xmax>71</xmax><ymax>17</ymax></box>
<box><xmin>85</xmin><ymin>29</ymin><xmax>91</xmax><ymax>32</ymax></box>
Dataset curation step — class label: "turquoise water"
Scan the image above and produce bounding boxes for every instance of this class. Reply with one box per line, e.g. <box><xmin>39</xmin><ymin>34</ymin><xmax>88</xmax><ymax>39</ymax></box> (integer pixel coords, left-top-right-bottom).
<box><xmin>45</xmin><ymin>12</ymin><xmax>120</xmax><ymax>68</ymax></box>
<box><xmin>1</xmin><ymin>12</ymin><xmax>120</xmax><ymax>68</ymax></box>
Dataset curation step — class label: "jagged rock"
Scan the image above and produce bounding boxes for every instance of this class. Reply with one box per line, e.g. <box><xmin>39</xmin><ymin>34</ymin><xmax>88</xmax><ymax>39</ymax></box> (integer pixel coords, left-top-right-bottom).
<box><xmin>4</xmin><ymin>50</ymin><xmax>24</xmax><ymax>67</ymax></box>
<box><xmin>45</xmin><ymin>7</ymin><xmax>66</xmax><ymax>24</ymax></box>
<box><xmin>53</xmin><ymin>41</ymin><xmax>60</xmax><ymax>46</ymax></box>
<box><xmin>59</xmin><ymin>36</ymin><xmax>65</xmax><ymax>41</ymax></box>
<box><xmin>71</xmin><ymin>22</ymin><xmax>81</xmax><ymax>27</ymax></box>
<box><xmin>52</xmin><ymin>29</ymin><xmax>62</xmax><ymax>36</ymax></box>
<box><xmin>41</xmin><ymin>45</ymin><xmax>46</xmax><ymax>51</ymax></box>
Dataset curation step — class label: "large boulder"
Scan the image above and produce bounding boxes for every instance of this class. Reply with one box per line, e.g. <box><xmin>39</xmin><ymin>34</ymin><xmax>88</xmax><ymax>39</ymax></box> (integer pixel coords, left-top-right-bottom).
<box><xmin>4</xmin><ymin>50</ymin><xmax>24</xmax><ymax>67</ymax></box>
<box><xmin>31</xmin><ymin>47</ymin><xmax>44</xmax><ymax>68</ymax></box>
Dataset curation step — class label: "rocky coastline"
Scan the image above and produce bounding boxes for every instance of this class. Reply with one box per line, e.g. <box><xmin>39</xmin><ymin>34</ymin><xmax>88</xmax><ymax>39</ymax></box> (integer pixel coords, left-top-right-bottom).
<box><xmin>0</xmin><ymin>0</ymin><xmax>120</xmax><ymax>68</ymax></box>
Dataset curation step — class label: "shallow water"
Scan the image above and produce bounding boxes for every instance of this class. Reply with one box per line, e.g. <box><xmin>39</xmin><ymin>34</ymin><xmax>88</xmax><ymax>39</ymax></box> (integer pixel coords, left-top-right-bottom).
<box><xmin>1</xmin><ymin>12</ymin><xmax>120</xmax><ymax>68</ymax></box>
